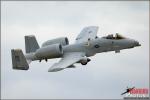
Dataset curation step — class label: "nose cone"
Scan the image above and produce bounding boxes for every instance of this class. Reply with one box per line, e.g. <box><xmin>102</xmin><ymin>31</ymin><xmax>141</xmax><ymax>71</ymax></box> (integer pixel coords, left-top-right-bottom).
<box><xmin>134</xmin><ymin>40</ymin><xmax>141</xmax><ymax>47</ymax></box>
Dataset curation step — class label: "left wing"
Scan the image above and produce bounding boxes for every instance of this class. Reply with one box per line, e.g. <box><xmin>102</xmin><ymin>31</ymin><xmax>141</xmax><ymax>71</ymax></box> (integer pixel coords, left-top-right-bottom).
<box><xmin>48</xmin><ymin>52</ymin><xmax>85</xmax><ymax>72</ymax></box>
<box><xmin>76</xmin><ymin>26</ymin><xmax>99</xmax><ymax>43</ymax></box>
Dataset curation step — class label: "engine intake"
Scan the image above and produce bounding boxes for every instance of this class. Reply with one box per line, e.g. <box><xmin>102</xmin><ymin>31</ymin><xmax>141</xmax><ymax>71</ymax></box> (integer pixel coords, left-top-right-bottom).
<box><xmin>35</xmin><ymin>44</ymin><xmax>63</xmax><ymax>59</ymax></box>
<box><xmin>42</xmin><ymin>37</ymin><xmax>69</xmax><ymax>47</ymax></box>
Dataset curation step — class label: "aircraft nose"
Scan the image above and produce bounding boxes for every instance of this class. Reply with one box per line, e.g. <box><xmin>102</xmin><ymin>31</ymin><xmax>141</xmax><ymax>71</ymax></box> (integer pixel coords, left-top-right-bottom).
<box><xmin>134</xmin><ymin>40</ymin><xmax>141</xmax><ymax>47</ymax></box>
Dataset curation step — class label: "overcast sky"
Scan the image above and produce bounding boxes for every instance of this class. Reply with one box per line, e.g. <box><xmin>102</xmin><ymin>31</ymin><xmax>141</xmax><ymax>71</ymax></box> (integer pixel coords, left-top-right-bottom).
<box><xmin>1</xmin><ymin>1</ymin><xmax>149</xmax><ymax>99</ymax></box>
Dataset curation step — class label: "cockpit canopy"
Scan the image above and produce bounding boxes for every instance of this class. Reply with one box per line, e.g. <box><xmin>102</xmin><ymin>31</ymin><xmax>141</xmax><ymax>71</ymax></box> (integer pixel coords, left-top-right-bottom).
<box><xmin>103</xmin><ymin>33</ymin><xmax>126</xmax><ymax>40</ymax></box>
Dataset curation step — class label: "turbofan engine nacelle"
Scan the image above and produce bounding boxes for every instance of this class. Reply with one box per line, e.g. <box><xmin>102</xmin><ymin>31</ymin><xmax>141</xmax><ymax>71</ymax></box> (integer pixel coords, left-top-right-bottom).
<box><xmin>42</xmin><ymin>37</ymin><xmax>69</xmax><ymax>47</ymax></box>
<box><xmin>35</xmin><ymin>44</ymin><xmax>63</xmax><ymax>59</ymax></box>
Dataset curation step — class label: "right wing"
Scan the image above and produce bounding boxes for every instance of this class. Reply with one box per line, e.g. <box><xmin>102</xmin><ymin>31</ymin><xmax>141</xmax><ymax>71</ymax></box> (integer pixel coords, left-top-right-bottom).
<box><xmin>48</xmin><ymin>52</ymin><xmax>85</xmax><ymax>72</ymax></box>
<box><xmin>76</xmin><ymin>26</ymin><xmax>99</xmax><ymax>43</ymax></box>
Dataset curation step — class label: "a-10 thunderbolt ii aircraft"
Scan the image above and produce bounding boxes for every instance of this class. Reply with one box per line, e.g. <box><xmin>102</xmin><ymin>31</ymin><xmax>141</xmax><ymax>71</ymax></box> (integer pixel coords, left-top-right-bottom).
<box><xmin>11</xmin><ymin>26</ymin><xmax>141</xmax><ymax>72</ymax></box>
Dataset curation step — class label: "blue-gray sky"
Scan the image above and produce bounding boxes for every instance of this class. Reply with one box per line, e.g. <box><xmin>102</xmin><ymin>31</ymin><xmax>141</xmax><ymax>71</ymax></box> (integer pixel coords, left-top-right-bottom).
<box><xmin>1</xmin><ymin>1</ymin><xmax>149</xmax><ymax>99</ymax></box>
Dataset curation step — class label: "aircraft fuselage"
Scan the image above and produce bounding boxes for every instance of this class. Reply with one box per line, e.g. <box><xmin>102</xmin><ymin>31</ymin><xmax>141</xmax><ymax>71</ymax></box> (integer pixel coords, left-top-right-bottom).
<box><xmin>63</xmin><ymin>37</ymin><xmax>140</xmax><ymax>57</ymax></box>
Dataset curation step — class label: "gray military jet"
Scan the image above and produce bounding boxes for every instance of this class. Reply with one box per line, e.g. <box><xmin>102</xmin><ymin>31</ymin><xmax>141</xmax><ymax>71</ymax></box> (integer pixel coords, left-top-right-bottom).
<box><xmin>11</xmin><ymin>26</ymin><xmax>141</xmax><ymax>72</ymax></box>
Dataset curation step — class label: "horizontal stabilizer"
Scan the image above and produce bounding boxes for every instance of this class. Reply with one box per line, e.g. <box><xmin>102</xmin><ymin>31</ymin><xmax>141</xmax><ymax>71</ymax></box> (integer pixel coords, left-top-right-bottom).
<box><xmin>11</xmin><ymin>49</ymin><xmax>29</xmax><ymax>70</ymax></box>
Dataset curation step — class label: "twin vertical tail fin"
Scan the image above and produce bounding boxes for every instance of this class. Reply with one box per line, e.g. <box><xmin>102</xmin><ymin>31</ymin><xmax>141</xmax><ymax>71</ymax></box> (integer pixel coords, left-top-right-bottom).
<box><xmin>11</xmin><ymin>35</ymin><xmax>39</xmax><ymax>70</ymax></box>
<box><xmin>25</xmin><ymin>35</ymin><xmax>39</xmax><ymax>53</ymax></box>
<box><xmin>11</xmin><ymin>49</ymin><xmax>29</xmax><ymax>70</ymax></box>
